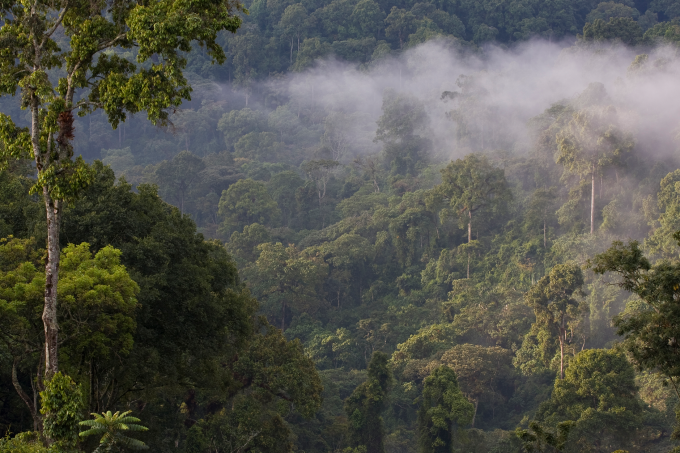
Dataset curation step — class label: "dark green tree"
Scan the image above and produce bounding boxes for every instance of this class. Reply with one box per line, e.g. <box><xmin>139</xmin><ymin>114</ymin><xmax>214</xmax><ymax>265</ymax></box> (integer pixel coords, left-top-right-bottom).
<box><xmin>217</xmin><ymin>108</ymin><xmax>267</xmax><ymax>151</ymax></box>
<box><xmin>524</xmin><ymin>262</ymin><xmax>587</xmax><ymax>380</ymax></box>
<box><xmin>345</xmin><ymin>352</ymin><xmax>393</xmax><ymax>453</ymax></box>
<box><xmin>218</xmin><ymin>178</ymin><xmax>281</xmax><ymax>235</ymax></box>
<box><xmin>249</xmin><ymin>242</ymin><xmax>327</xmax><ymax>330</ymax></box>
<box><xmin>591</xmin><ymin>232</ymin><xmax>680</xmax><ymax>443</ymax></box>
<box><xmin>267</xmin><ymin>171</ymin><xmax>304</xmax><ymax>228</ymax></box>
<box><xmin>417</xmin><ymin>365</ymin><xmax>474</xmax><ymax>453</ymax></box>
<box><xmin>279</xmin><ymin>4</ymin><xmax>309</xmax><ymax>64</ymax></box>
<box><xmin>437</xmin><ymin>154</ymin><xmax>510</xmax><ymax>244</ymax></box>
<box><xmin>0</xmin><ymin>0</ymin><xmax>244</xmax><ymax>382</ymax></box>
<box><xmin>585</xmin><ymin>2</ymin><xmax>640</xmax><ymax>23</ymax></box>
<box><xmin>352</xmin><ymin>0</ymin><xmax>386</xmax><ymax>37</ymax></box>
<box><xmin>375</xmin><ymin>89</ymin><xmax>431</xmax><ymax>177</ymax></box>
<box><xmin>532</xmin><ymin>349</ymin><xmax>643</xmax><ymax>452</ymax></box>
<box><xmin>385</xmin><ymin>7</ymin><xmax>417</xmax><ymax>48</ymax></box>
<box><xmin>154</xmin><ymin>151</ymin><xmax>206</xmax><ymax>216</ymax></box>
<box><xmin>58</xmin><ymin>163</ymin><xmax>257</xmax><ymax>436</ymax></box>
<box><xmin>581</xmin><ymin>17</ymin><xmax>643</xmax><ymax>45</ymax></box>
<box><xmin>555</xmin><ymin>92</ymin><xmax>633</xmax><ymax>234</ymax></box>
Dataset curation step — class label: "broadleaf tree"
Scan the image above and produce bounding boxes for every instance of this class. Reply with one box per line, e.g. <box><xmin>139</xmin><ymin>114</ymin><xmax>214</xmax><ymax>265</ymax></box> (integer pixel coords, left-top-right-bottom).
<box><xmin>417</xmin><ymin>365</ymin><xmax>473</xmax><ymax>453</ymax></box>
<box><xmin>555</xmin><ymin>86</ymin><xmax>633</xmax><ymax>234</ymax></box>
<box><xmin>0</xmin><ymin>0</ymin><xmax>245</xmax><ymax>382</ymax></box>
<box><xmin>524</xmin><ymin>262</ymin><xmax>587</xmax><ymax>380</ymax></box>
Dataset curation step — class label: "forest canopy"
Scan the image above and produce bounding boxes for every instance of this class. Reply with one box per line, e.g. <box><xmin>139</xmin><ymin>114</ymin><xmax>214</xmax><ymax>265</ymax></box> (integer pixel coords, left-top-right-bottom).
<box><xmin>3</xmin><ymin>0</ymin><xmax>680</xmax><ymax>451</ymax></box>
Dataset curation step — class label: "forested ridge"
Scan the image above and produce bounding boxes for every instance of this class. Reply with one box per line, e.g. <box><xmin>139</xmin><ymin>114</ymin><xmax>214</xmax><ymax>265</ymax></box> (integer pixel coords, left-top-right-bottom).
<box><xmin>4</xmin><ymin>0</ymin><xmax>680</xmax><ymax>451</ymax></box>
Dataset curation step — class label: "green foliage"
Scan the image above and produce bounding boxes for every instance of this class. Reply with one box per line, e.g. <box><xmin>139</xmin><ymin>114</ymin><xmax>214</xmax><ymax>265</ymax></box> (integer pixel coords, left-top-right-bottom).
<box><xmin>59</xmin><ymin>243</ymin><xmax>140</xmax><ymax>362</ymax></box>
<box><xmin>154</xmin><ymin>151</ymin><xmax>206</xmax><ymax>215</ymax></box>
<box><xmin>417</xmin><ymin>365</ymin><xmax>474</xmax><ymax>453</ymax></box>
<box><xmin>591</xmin><ymin>228</ymin><xmax>680</xmax><ymax>451</ymax></box>
<box><xmin>249</xmin><ymin>242</ymin><xmax>327</xmax><ymax>330</ymax></box>
<box><xmin>591</xmin><ymin>235</ymin><xmax>680</xmax><ymax>381</ymax></box>
<box><xmin>581</xmin><ymin>17</ymin><xmax>643</xmax><ymax>45</ymax></box>
<box><xmin>532</xmin><ymin>349</ymin><xmax>644</xmax><ymax>452</ymax></box>
<box><xmin>40</xmin><ymin>372</ymin><xmax>84</xmax><ymax>449</ymax></box>
<box><xmin>437</xmin><ymin>154</ymin><xmax>511</xmax><ymax>243</ymax></box>
<box><xmin>345</xmin><ymin>352</ymin><xmax>393</xmax><ymax>453</ymax></box>
<box><xmin>5</xmin><ymin>14</ymin><xmax>680</xmax><ymax>451</ymax></box>
<box><xmin>184</xmin><ymin>320</ymin><xmax>323</xmax><ymax>453</ymax></box>
<box><xmin>0</xmin><ymin>235</ymin><xmax>139</xmax><ymax>431</ymax></box>
<box><xmin>376</xmin><ymin>89</ymin><xmax>431</xmax><ymax>177</ymax></box>
<box><xmin>523</xmin><ymin>262</ymin><xmax>587</xmax><ymax>379</ymax></box>
<box><xmin>516</xmin><ymin>420</ymin><xmax>572</xmax><ymax>453</ymax></box>
<box><xmin>218</xmin><ymin>178</ymin><xmax>281</xmax><ymax>235</ymax></box>
<box><xmin>79</xmin><ymin>411</ymin><xmax>148</xmax><ymax>453</ymax></box>
<box><xmin>586</xmin><ymin>2</ymin><xmax>640</xmax><ymax>23</ymax></box>
<box><xmin>643</xmin><ymin>19</ymin><xmax>680</xmax><ymax>44</ymax></box>
<box><xmin>235</xmin><ymin>321</ymin><xmax>324</xmax><ymax>418</ymax></box>
<box><xmin>0</xmin><ymin>432</ymin><xmax>50</xmax><ymax>453</ymax></box>
<box><xmin>440</xmin><ymin>345</ymin><xmax>514</xmax><ymax>427</ymax></box>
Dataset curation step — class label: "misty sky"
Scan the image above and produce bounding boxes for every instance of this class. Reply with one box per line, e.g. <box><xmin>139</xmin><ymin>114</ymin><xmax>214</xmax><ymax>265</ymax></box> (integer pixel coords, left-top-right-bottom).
<box><xmin>241</xmin><ymin>39</ymin><xmax>680</xmax><ymax>161</ymax></box>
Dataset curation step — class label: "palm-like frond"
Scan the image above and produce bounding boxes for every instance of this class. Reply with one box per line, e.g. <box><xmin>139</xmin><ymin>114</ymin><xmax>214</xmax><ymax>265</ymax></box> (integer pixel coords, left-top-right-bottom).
<box><xmin>80</xmin><ymin>410</ymin><xmax>149</xmax><ymax>451</ymax></box>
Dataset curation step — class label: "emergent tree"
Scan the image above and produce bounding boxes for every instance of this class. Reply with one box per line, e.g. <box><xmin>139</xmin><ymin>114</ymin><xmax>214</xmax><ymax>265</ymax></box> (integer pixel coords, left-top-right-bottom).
<box><xmin>0</xmin><ymin>0</ymin><xmax>244</xmax><ymax>379</ymax></box>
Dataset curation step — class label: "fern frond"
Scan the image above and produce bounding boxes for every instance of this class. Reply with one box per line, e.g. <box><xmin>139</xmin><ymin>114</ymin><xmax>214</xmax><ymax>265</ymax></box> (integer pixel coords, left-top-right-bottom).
<box><xmin>119</xmin><ymin>437</ymin><xmax>148</xmax><ymax>450</ymax></box>
<box><xmin>79</xmin><ymin>428</ymin><xmax>107</xmax><ymax>437</ymax></box>
<box><xmin>80</xmin><ymin>409</ymin><xmax>148</xmax><ymax>450</ymax></box>
<box><xmin>117</xmin><ymin>416</ymin><xmax>142</xmax><ymax>424</ymax></box>
<box><xmin>79</xmin><ymin>419</ymin><xmax>105</xmax><ymax>427</ymax></box>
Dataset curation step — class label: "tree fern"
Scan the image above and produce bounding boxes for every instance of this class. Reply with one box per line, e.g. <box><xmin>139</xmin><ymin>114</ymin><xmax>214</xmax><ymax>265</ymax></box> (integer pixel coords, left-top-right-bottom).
<box><xmin>79</xmin><ymin>411</ymin><xmax>148</xmax><ymax>452</ymax></box>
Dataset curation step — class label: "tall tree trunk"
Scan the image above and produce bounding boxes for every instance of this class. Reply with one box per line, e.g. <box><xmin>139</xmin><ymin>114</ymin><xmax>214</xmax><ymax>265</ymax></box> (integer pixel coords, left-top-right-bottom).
<box><xmin>559</xmin><ymin>316</ymin><xmax>565</xmax><ymax>380</ymax></box>
<box><xmin>43</xmin><ymin>191</ymin><xmax>61</xmax><ymax>379</ymax></box>
<box><xmin>467</xmin><ymin>253</ymin><xmax>470</xmax><ymax>279</ymax></box>
<box><xmin>471</xmin><ymin>400</ymin><xmax>478</xmax><ymax>428</ymax></box>
<box><xmin>543</xmin><ymin>219</ymin><xmax>546</xmax><ymax>248</ymax></box>
<box><xmin>31</xmin><ymin>92</ymin><xmax>61</xmax><ymax>380</ymax></box>
<box><xmin>590</xmin><ymin>165</ymin><xmax>595</xmax><ymax>235</ymax></box>
<box><xmin>467</xmin><ymin>210</ymin><xmax>472</xmax><ymax>279</ymax></box>
<box><xmin>559</xmin><ymin>337</ymin><xmax>564</xmax><ymax>380</ymax></box>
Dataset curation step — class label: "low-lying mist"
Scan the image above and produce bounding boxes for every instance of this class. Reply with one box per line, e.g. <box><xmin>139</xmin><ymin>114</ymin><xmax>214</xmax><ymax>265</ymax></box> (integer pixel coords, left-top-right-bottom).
<box><xmin>225</xmin><ymin>38</ymin><xmax>680</xmax><ymax>162</ymax></box>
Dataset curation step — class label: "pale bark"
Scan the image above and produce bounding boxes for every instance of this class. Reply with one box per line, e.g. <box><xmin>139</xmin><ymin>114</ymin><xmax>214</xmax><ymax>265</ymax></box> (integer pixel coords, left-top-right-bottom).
<box><xmin>43</xmin><ymin>189</ymin><xmax>61</xmax><ymax>378</ymax></box>
<box><xmin>559</xmin><ymin>315</ymin><xmax>565</xmax><ymax>380</ymax></box>
<box><xmin>590</xmin><ymin>164</ymin><xmax>595</xmax><ymax>235</ymax></box>
<box><xmin>471</xmin><ymin>400</ymin><xmax>478</xmax><ymax>428</ymax></box>
<box><xmin>467</xmin><ymin>210</ymin><xmax>472</xmax><ymax>279</ymax></box>
<box><xmin>543</xmin><ymin>219</ymin><xmax>547</xmax><ymax>248</ymax></box>
<box><xmin>468</xmin><ymin>210</ymin><xmax>472</xmax><ymax>242</ymax></box>
<box><xmin>559</xmin><ymin>338</ymin><xmax>564</xmax><ymax>380</ymax></box>
<box><xmin>30</xmin><ymin>80</ymin><xmax>61</xmax><ymax>378</ymax></box>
